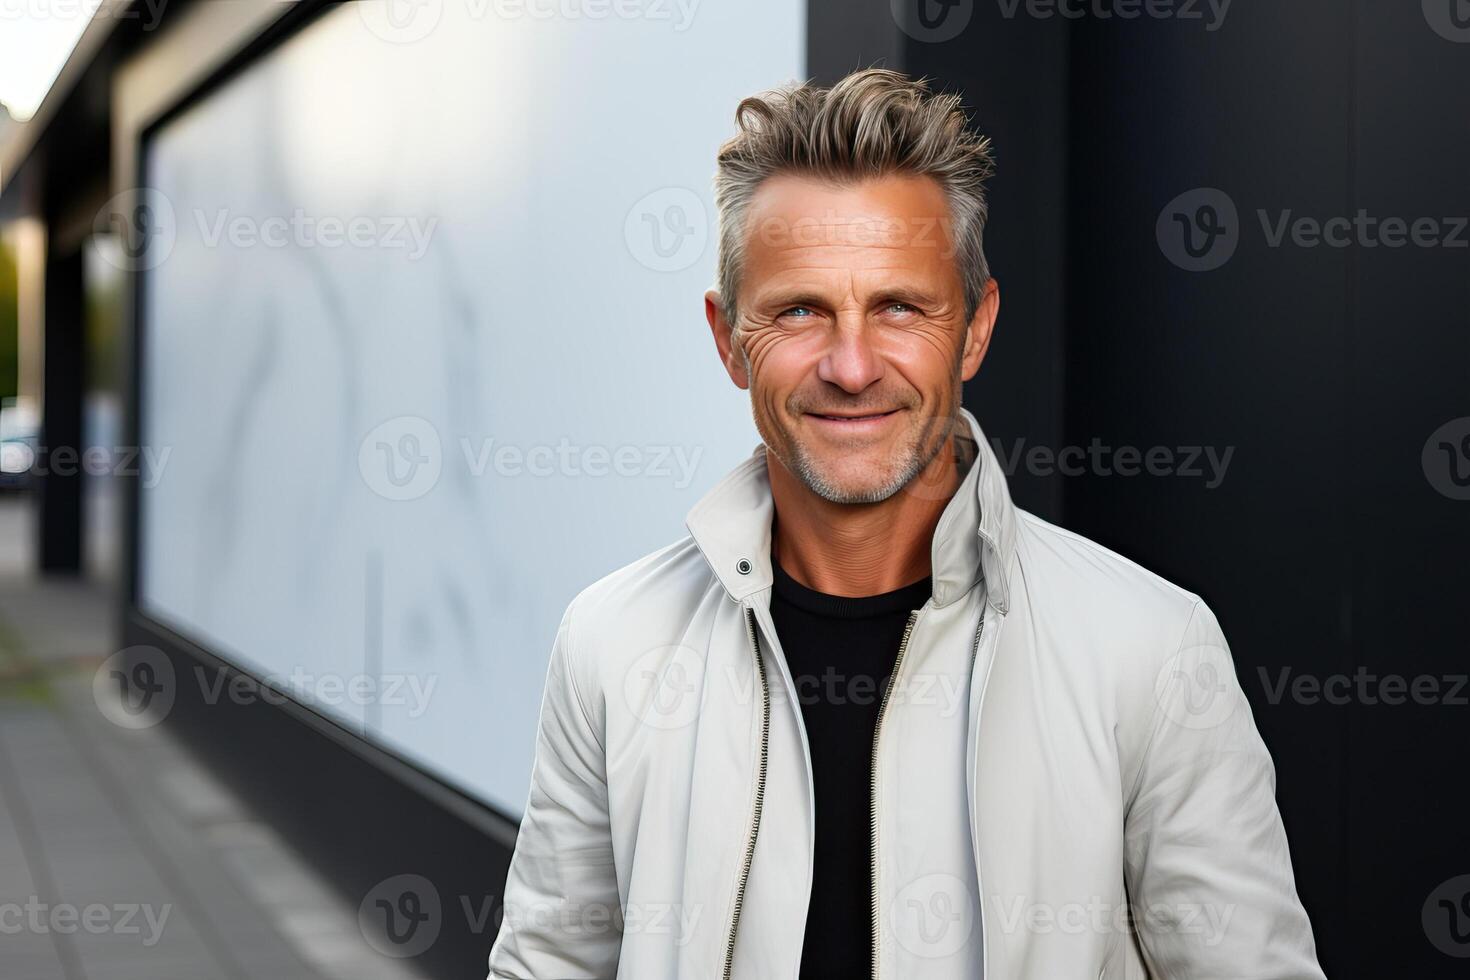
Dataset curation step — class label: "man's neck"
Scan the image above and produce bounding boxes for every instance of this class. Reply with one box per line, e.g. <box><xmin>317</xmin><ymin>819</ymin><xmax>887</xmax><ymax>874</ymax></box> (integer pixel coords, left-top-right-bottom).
<box><xmin>768</xmin><ymin>435</ymin><xmax>966</xmax><ymax>598</ymax></box>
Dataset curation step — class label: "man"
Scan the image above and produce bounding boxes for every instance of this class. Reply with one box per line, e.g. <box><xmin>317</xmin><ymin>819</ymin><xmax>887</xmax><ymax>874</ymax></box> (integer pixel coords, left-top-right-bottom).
<box><xmin>488</xmin><ymin>69</ymin><xmax>1323</xmax><ymax>979</ymax></box>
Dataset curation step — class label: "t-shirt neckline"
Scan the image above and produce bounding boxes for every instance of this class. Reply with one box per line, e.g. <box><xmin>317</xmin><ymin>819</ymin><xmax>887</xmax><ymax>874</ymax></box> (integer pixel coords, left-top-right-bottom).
<box><xmin>770</xmin><ymin>557</ymin><xmax>932</xmax><ymax>619</ymax></box>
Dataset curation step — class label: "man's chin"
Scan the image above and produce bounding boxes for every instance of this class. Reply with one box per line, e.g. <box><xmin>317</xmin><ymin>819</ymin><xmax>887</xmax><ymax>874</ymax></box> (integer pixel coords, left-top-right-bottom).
<box><xmin>792</xmin><ymin>456</ymin><xmax>913</xmax><ymax>505</ymax></box>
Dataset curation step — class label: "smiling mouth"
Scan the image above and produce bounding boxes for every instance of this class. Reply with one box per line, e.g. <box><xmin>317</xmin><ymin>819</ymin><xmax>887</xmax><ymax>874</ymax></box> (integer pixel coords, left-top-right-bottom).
<box><xmin>806</xmin><ymin>409</ymin><xmax>901</xmax><ymax>423</ymax></box>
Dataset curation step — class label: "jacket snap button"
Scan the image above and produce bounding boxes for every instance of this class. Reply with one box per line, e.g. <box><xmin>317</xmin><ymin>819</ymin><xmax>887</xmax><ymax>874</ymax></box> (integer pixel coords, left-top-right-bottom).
<box><xmin>736</xmin><ymin>558</ymin><xmax>752</xmax><ymax>575</ymax></box>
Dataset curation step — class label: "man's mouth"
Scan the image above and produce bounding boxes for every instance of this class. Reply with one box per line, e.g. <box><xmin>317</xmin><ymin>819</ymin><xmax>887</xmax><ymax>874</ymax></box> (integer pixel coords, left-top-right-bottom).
<box><xmin>805</xmin><ymin>408</ymin><xmax>901</xmax><ymax>429</ymax></box>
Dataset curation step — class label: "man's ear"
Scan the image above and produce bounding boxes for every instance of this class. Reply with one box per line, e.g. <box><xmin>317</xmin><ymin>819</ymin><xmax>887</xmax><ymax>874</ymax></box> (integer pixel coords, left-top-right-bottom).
<box><xmin>959</xmin><ymin>278</ymin><xmax>1000</xmax><ymax>382</ymax></box>
<box><xmin>705</xmin><ymin>289</ymin><xmax>750</xmax><ymax>390</ymax></box>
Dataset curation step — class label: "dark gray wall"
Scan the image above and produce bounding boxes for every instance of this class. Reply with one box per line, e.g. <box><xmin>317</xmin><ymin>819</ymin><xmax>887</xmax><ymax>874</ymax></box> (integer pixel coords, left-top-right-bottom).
<box><xmin>863</xmin><ymin>0</ymin><xmax>1470</xmax><ymax>973</ymax></box>
<box><xmin>39</xmin><ymin>244</ymin><xmax>84</xmax><ymax>572</ymax></box>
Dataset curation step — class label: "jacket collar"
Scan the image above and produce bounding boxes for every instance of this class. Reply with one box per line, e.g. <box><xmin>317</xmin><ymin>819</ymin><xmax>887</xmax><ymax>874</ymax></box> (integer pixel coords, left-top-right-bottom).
<box><xmin>685</xmin><ymin>408</ymin><xmax>1017</xmax><ymax>613</ymax></box>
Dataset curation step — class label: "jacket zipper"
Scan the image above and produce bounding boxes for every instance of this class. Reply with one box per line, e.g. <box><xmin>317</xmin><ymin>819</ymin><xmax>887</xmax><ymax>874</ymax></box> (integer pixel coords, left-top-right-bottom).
<box><xmin>723</xmin><ymin>606</ymin><xmax>771</xmax><ymax>980</ymax></box>
<box><xmin>969</xmin><ymin>610</ymin><xmax>985</xmax><ymax>670</ymax></box>
<box><xmin>869</xmin><ymin>608</ymin><xmax>921</xmax><ymax>980</ymax></box>
<box><xmin>968</xmin><ymin>603</ymin><xmax>994</xmax><ymax>978</ymax></box>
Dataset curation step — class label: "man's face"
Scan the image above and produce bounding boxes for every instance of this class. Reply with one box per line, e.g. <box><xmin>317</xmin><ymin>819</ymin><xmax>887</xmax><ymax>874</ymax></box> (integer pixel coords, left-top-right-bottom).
<box><xmin>707</xmin><ymin>173</ymin><xmax>998</xmax><ymax>504</ymax></box>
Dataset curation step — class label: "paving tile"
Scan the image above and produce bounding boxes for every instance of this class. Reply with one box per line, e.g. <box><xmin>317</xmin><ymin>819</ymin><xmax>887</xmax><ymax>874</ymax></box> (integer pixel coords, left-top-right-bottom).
<box><xmin>0</xmin><ymin>563</ymin><xmax>426</xmax><ymax>980</ymax></box>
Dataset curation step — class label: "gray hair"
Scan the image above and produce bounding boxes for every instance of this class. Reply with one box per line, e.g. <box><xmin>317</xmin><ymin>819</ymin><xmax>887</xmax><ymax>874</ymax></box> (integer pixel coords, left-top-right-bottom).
<box><xmin>712</xmin><ymin>68</ymin><xmax>996</xmax><ymax>330</ymax></box>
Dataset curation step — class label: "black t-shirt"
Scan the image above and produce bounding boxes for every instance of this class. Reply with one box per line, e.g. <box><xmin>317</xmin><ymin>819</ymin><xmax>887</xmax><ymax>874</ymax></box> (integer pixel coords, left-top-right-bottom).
<box><xmin>768</xmin><ymin>558</ymin><xmax>933</xmax><ymax>980</ymax></box>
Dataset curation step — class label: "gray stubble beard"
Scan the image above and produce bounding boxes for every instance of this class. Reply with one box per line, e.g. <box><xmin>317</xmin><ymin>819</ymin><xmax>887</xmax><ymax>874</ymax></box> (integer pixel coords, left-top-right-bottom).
<box><xmin>778</xmin><ymin>405</ymin><xmax>958</xmax><ymax>505</ymax></box>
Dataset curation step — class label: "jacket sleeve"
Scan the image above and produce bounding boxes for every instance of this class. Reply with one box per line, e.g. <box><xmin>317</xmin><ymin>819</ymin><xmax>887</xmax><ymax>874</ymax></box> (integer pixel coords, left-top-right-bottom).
<box><xmin>488</xmin><ymin>598</ymin><xmax>622</xmax><ymax>979</ymax></box>
<box><xmin>1122</xmin><ymin>600</ymin><xmax>1326</xmax><ymax>979</ymax></box>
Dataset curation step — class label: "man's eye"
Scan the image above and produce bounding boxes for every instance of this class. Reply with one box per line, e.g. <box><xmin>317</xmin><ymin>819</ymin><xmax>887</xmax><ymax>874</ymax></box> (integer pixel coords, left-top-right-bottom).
<box><xmin>885</xmin><ymin>302</ymin><xmax>916</xmax><ymax>315</ymax></box>
<box><xmin>780</xmin><ymin>306</ymin><xmax>815</xmax><ymax>318</ymax></box>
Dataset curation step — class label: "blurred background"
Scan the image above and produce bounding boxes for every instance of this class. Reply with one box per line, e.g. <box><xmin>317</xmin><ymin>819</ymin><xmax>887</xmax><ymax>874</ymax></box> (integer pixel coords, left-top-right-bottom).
<box><xmin>0</xmin><ymin>0</ymin><xmax>1466</xmax><ymax>977</ymax></box>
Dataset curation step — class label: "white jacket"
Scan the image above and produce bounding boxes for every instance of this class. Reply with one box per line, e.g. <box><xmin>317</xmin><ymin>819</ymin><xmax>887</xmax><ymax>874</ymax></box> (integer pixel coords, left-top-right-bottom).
<box><xmin>487</xmin><ymin>409</ymin><xmax>1324</xmax><ymax>980</ymax></box>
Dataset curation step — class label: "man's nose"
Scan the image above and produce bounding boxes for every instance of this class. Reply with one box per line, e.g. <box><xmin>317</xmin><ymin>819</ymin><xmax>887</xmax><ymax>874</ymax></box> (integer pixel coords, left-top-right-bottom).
<box><xmin>815</xmin><ymin>318</ymin><xmax>884</xmax><ymax>394</ymax></box>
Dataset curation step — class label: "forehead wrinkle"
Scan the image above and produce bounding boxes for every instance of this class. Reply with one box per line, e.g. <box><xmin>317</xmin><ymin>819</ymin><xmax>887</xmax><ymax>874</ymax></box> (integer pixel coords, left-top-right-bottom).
<box><xmin>749</xmin><ymin>247</ymin><xmax>940</xmax><ymax>280</ymax></box>
<box><xmin>778</xmin><ymin>218</ymin><xmax>935</xmax><ymax>247</ymax></box>
<box><xmin>761</xmin><ymin>261</ymin><xmax>949</xmax><ymax>291</ymax></box>
<box><xmin>742</xmin><ymin>220</ymin><xmax>964</xmax><ymax>312</ymax></box>
<box><xmin>750</xmin><ymin>266</ymin><xmax>954</xmax><ymax>311</ymax></box>
<box><xmin>758</xmin><ymin>237</ymin><xmax>926</xmax><ymax>262</ymax></box>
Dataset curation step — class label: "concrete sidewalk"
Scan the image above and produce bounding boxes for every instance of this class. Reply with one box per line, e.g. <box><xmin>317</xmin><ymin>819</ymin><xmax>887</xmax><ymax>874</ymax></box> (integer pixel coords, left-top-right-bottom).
<box><xmin>0</xmin><ymin>567</ymin><xmax>426</xmax><ymax>980</ymax></box>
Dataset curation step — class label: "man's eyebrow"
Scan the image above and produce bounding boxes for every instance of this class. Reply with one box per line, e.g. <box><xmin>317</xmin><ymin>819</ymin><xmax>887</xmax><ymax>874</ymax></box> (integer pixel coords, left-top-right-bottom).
<box><xmin>754</xmin><ymin>291</ymin><xmax>832</xmax><ymax>311</ymax></box>
<box><xmin>871</xmin><ymin>285</ymin><xmax>941</xmax><ymax>308</ymax></box>
<box><xmin>751</xmin><ymin>285</ymin><xmax>943</xmax><ymax>311</ymax></box>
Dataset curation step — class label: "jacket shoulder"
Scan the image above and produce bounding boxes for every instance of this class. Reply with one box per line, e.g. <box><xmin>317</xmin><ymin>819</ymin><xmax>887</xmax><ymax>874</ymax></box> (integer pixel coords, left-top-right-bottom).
<box><xmin>556</xmin><ymin>535</ymin><xmax>722</xmax><ymax>705</ymax></box>
<box><xmin>1011</xmin><ymin>509</ymin><xmax>1215</xmax><ymax>659</ymax></box>
<box><xmin>570</xmin><ymin>534</ymin><xmax>717</xmax><ymax>626</ymax></box>
<box><xmin>1016</xmin><ymin>509</ymin><xmax>1203</xmax><ymax>610</ymax></box>
<box><xmin>1010</xmin><ymin>512</ymin><xmax>1238</xmax><ymax>789</ymax></box>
